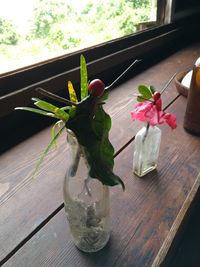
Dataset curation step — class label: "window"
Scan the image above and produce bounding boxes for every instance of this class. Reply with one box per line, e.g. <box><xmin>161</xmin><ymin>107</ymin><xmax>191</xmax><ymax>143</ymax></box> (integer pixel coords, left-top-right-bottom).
<box><xmin>0</xmin><ymin>0</ymin><xmax>160</xmax><ymax>75</ymax></box>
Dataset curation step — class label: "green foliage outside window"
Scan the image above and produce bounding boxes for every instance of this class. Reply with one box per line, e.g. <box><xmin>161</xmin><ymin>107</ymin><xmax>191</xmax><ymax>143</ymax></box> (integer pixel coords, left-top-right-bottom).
<box><xmin>0</xmin><ymin>0</ymin><xmax>156</xmax><ymax>73</ymax></box>
<box><xmin>0</xmin><ymin>18</ymin><xmax>19</xmax><ymax>45</ymax></box>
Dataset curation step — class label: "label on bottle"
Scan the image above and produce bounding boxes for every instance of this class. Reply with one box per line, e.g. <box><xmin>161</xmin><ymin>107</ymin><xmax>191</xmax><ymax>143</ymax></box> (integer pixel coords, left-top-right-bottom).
<box><xmin>196</xmin><ymin>68</ymin><xmax>200</xmax><ymax>88</ymax></box>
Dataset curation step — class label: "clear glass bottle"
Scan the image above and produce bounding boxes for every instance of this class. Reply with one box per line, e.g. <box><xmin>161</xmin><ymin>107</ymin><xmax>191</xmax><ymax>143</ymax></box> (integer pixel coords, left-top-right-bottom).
<box><xmin>63</xmin><ymin>130</ymin><xmax>110</xmax><ymax>253</ymax></box>
<box><xmin>133</xmin><ymin>124</ymin><xmax>161</xmax><ymax>177</ymax></box>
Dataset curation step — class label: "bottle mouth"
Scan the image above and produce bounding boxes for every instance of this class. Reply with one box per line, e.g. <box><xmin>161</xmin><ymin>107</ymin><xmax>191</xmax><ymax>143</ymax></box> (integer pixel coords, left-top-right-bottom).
<box><xmin>66</xmin><ymin>129</ymin><xmax>76</xmax><ymax>137</ymax></box>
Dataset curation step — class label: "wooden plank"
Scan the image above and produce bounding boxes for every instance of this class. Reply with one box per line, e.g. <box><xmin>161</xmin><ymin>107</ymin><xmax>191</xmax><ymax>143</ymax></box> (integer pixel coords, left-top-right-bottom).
<box><xmin>152</xmin><ymin>173</ymin><xmax>200</xmax><ymax>267</ymax></box>
<box><xmin>166</xmin><ymin>200</ymin><xmax>200</xmax><ymax>266</ymax></box>
<box><xmin>0</xmin><ymin>43</ymin><xmax>199</xmax><ymax>262</ymax></box>
<box><xmin>4</xmin><ymin>96</ymin><xmax>200</xmax><ymax>267</ymax></box>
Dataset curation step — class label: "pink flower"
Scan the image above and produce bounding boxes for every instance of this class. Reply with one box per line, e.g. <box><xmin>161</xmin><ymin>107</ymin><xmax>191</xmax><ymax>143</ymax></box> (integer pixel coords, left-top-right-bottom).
<box><xmin>131</xmin><ymin>101</ymin><xmax>153</xmax><ymax>122</ymax></box>
<box><xmin>160</xmin><ymin>112</ymin><xmax>177</xmax><ymax>129</ymax></box>
<box><xmin>131</xmin><ymin>99</ymin><xmax>177</xmax><ymax>129</ymax></box>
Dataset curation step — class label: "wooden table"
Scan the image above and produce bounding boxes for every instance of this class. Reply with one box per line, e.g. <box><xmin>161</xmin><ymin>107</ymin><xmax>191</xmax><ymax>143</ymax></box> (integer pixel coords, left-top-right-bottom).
<box><xmin>1</xmin><ymin>42</ymin><xmax>200</xmax><ymax>267</ymax></box>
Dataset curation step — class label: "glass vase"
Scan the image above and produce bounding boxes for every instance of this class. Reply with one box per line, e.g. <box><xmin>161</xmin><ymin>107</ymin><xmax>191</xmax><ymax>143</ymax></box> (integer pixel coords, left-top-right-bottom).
<box><xmin>133</xmin><ymin>124</ymin><xmax>161</xmax><ymax>177</ymax></box>
<box><xmin>63</xmin><ymin>130</ymin><xmax>110</xmax><ymax>253</ymax></box>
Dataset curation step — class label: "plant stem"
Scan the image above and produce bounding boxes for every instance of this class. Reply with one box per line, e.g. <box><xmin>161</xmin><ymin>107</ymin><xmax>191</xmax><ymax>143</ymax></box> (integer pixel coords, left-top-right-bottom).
<box><xmin>77</xmin><ymin>176</ymin><xmax>92</xmax><ymax>199</ymax></box>
<box><xmin>84</xmin><ymin>177</ymin><xmax>92</xmax><ymax>197</ymax></box>
<box><xmin>105</xmin><ymin>59</ymin><xmax>142</xmax><ymax>91</ymax></box>
<box><xmin>69</xmin><ymin>146</ymin><xmax>81</xmax><ymax>177</ymax></box>
<box><xmin>143</xmin><ymin>123</ymin><xmax>150</xmax><ymax>143</ymax></box>
<box><xmin>36</xmin><ymin>87</ymin><xmax>78</xmax><ymax>106</ymax></box>
<box><xmin>160</xmin><ymin>72</ymin><xmax>178</xmax><ymax>94</ymax></box>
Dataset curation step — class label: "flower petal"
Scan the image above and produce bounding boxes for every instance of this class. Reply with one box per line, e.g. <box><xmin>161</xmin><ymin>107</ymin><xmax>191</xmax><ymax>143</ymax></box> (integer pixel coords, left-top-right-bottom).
<box><xmin>145</xmin><ymin>105</ymin><xmax>158</xmax><ymax>125</ymax></box>
<box><xmin>131</xmin><ymin>101</ymin><xmax>153</xmax><ymax>122</ymax></box>
<box><xmin>162</xmin><ymin>113</ymin><xmax>177</xmax><ymax>129</ymax></box>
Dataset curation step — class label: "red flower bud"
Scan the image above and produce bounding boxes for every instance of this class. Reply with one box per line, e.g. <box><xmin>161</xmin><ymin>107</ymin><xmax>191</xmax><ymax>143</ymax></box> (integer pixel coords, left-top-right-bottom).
<box><xmin>153</xmin><ymin>91</ymin><xmax>161</xmax><ymax>102</ymax></box>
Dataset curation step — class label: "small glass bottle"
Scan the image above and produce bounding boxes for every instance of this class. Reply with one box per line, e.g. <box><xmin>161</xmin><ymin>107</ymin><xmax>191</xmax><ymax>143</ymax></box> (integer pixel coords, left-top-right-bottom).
<box><xmin>63</xmin><ymin>130</ymin><xmax>110</xmax><ymax>253</ymax></box>
<box><xmin>184</xmin><ymin>57</ymin><xmax>200</xmax><ymax>135</ymax></box>
<box><xmin>133</xmin><ymin>124</ymin><xmax>161</xmax><ymax>177</ymax></box>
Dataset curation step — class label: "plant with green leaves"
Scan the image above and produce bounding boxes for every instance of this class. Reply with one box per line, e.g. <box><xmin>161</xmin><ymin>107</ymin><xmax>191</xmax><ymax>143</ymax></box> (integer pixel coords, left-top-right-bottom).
<box><xmin>16</xmin><ymin>55</ymin><xmax>141</xmax><ymax>190</ymax></box>
<box><xmin>0</xmin><ymin>18</ymin><xmax>19</xmax><ymax>45</ymax></box>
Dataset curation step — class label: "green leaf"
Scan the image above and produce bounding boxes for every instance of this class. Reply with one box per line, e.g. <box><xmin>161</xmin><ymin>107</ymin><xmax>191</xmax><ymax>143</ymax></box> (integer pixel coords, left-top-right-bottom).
<box><xmin>68</xmin><ymin>106</ymin><xmax>76</xmax><ymax>118</ymax></box>
<box><xmin>66</xmin><ymin>94</ymin><xmax>125</xmax><ymax>190</ymax></box>
<box><xmin>138</xmin><ymin>85</ymin><xmax>153</xmax><ymax>100</ymax></box>
<box><xmin>137</xmin><ymin>96</ymin><xmax>145</xmax><ymax>102</ymax></box>
<box><xmin>80</xmin><ymin>54</ymin><xmax>88</xmax><ymax>100</ymax></box>
<box><xmin>52</xmin><ymin>120</ymin><xmax>63</xmax><ymax>148</ymax></box>
<box><xmin>15</xmin><ymin>107</ymin><xmax>56</xmax><ymax>118</ymax></box>
<box><xmin>68</xmin><ymin>81</ymin><xmax>78</xmax><ymax>103</ymax></box>
<box><xmin>149</xmin><ymin>85</ymin><xmax>155</xmax><ymax>94</ymax></box>
<box><xmin>32</xmin><ymin>125</ymin><xmax>65</xmax><ymax>178</ymax></box>
<box><xmin>88</xmin><ymin>104</ymin><xmax>125</xmax><ymax>190</ymax></box>
<box><xmin>88</xmin><ymin>160</ymin><xmax>125</xmax><ymax>190</ymax></box>
<box><xmin>60</xmin><ymin>106</ymin><xmax>71</xmax><ymax>111</ymax></box>
<box><xmin>33</xmin><ymin>99</ymin><xmax>69</xmax><ymax>121</ymax></box>
<box><xmin>32</xmin><ymin>97</ymin><xmax>41</xmax><ymax>102</ymax></box>
<box><xmin>100</xmin><ymin>90</ymin><xmax>109</xmax><ymax>101</ymax></box>
<box><xmin>33</xmin><ymin>98</ymin><xmax>58</xmax><ymax>112</ymax></box>
<box><xmin>91</xmin><ymin>105</ymin><xmax>114</xmax><ymax>166</ymax></box>
<box><xmin>54</xmin><ymin>109</ymin><xmax>69</xmax><ymax>121</ymax></box>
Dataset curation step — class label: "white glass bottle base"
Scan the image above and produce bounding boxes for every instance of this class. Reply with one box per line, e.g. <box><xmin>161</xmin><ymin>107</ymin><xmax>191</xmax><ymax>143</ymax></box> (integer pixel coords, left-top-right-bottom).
<box><xmin>134</xmin><ymin>163</ymin><xmax>157</xmax><ymax>177</ymax></box>
<box><xmin>133</xmin><ymin>125</ymin><xmax>161</xmax><ymax>177</ymax></box>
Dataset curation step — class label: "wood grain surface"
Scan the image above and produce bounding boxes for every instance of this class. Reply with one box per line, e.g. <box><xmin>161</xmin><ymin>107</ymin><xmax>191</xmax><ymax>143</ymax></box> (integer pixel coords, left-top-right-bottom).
<box><xmin>3</xmin><ymin>95</ymin><xmax>200</xmax><ymax>267</ymax></box>
<box><xmin>152</xmin><ymin>173</ymin><xmax>200</xmax><ymax>267</ymax></box>
<box><xmin>1</xmin><ymin>42</ymin><xmax>200</xmax><ymax>266</ymax></box>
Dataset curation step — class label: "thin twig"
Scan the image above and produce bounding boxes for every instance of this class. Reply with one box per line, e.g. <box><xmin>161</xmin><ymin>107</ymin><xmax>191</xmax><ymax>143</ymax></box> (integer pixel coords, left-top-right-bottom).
<box><xmin>36</xmin><ymin>87</ymin><xmax>78</xmax><ymax>106</ymax></box>
<box><xmin>77</xmin><ymin>176</ymin><xmax>92</xmax><ymax>198</ymax></box>
<box><xmin>84</xmin><ymin>177</ymin><xmax>92</xmax><ymax>197</ymax></box>
<box><xmin>143</xmin><ymin>123</ymin><xmax>150</xmax><ymax>143</ymax></box>
<box><xmin>105</xmin><ymin>59</ymin><xmax>142</xmax><ymax>91</ymax></box>
<box><xmin>160</xmin><ymin>72</ymin><xmax>178</xmax><ymax>94</ymax></box>
<box><xmin>69</xmin><ymin>146</ymin><xmax>81</xmax><ymax>177</ymax></box>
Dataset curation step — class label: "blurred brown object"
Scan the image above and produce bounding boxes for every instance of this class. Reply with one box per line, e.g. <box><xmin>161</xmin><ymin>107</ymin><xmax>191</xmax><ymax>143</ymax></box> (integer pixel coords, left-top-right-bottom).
<box><xmin>184</xmin><ymin>58</ymin><xmax>200</xmax><ymax>135</ymax></box>
<box><xmin>174</xmin><ymin>71</ymin><xmax>190</xmax><ymax>97</ymax></box>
